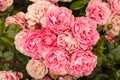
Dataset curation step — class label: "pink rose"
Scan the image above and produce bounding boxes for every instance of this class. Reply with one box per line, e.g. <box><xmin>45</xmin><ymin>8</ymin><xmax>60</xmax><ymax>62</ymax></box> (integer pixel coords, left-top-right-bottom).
<box><xmin>0</xmin><ymin>0</ymin><xmax>13</xmax><ymax>11</ymax></box>
<box><xmin>23</xmin><ymin>30</ymin><xmax>42</xmax><ymax>59</ymax></box>
<box><xmin>71</xmin><ymin>17</ymin><xmax>100</xmax><ymax>50</ymax></box>
<box><xmin>104</xmin><ymin>13</ymin><xmax>120</xmax><ymax>36</ymax></box>
<box><xmin>107</xmin><ymin>0</ymin><xmax>120</xmax><ymax>13</ymax></box>
<box><xmin>14</xmin><ymin>29</ymin><xmax>30</xmax><ymax>54</ymax></box>
<box><xmin>5</xmin><ymin>12</ymin><xmax>28</xmax><ymax>29</ymax></box>
<box><xmin>23</xmin><ymin>29</ymin><xmax>57</xmax><ymax>59</ymax></box>
<box><xmin>0</xmin><ymin>71</ymin><xmax>23</xmax><ymax>80</ymax></box>
<box><xmin>26</xmin><ymin>58</ymin><xmax>48</xmax><ymax>79</ymax></box>
<box><xmin>45</xmin><ymin>47</ymin><xmax>70</xmax><ymax>75</ymax></box>
<box><xmin>40</xmin><ymin>28</ymin><xmax>57</xmax><ymax>58</ymax></box>
<box><xmin>86</xmin><ymin>0</ymin><xmax>111</xmax><ymax>25</ymax></box>
<box><xmin>68</xmin><ymin>50</ymin><xmax>97</xmax><ymax>77</ymax></box>
<box><xmin>57</xmin><ymin>30</ymin><xmax>80</xmax><ymax>53</ymax></box>
<box><xmin>41</xmin><ymin>6</ymin><xmax>74</xmax><ymax>34</ymax></box>
<box><xmin>25</xmin><ymin>0</ymin><xmax>55</xmax><ymax>29</ymax></box>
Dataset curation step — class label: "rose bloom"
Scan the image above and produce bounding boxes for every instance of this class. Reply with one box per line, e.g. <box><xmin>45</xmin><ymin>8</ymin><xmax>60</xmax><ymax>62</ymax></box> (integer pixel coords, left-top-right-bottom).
<box><xmin>5</xmin><ymin>12</ymin><xmax>28</xmax><ymax>29</ymax></box>
<box><xmin>40</xmin><ymin>28</ymin><xmax>57</xmax><ymax>58</ymax></box>
<box><xmin>23</xmin><ymin>28</ymin><xmax>57</xmax><ymax>59</ymax></box>
<box><xmin>25</xmin><ymin>0</ymin><xmax>55</xmax><ymax>29</ymax></box>
<box><xmin>57</xmin><ymin>30</ymin><xmax>80</xmax><ymax>54</ymax></box>
<box><xmin>23</xmin><ymin>30</ymin><xmax>42</xmax><ymax>59</ymax></box>
<box><xmin>45</xmin><ymin>47</ymin><xmax>70</xmax><ymax>75</ymax></box>
<box><xmin>0</xmin><ymin>71</ymin><xmax>23</xmax><ymax>80</ymax></box>
<box><xmin>0</xmin><ymin>0</ymin><xmax>13</xmax><ymax>11</ymax></box>
<box><xmin>86</xmin><ymin>0</ymin><xmax>111</xmax><ymax>25</ymax></box>
<box><xmin>26</xmin><ymin>58</ymin><xmax>48</xmax><ymax>80</ymax></box>
<box><xmin>104</xmin><ymin>13</ymin><xmax>120</xmax><ymax>36</ymax></box>
<box><xmin>14</xmin><ymin>29</ymin><xmax>30</xmax><ymax>54</ymax></box>
<box><xmin>68</xmin><ymin>50</ymin><xmax>97</xmax><ymax>77</ymax></box>
<box><xmin>107</xmin><ymin>0</ymin><xmax>120</xmax><ymax>13</ymax></box>
<box><xmin>41</xmin><ymin>6</ymin><xmax>74</xmax><ymax>34</ymax></box>
<box><xmin>72</xmin><ymin>17</ymin><xmax>100</xmax><ymax>50</ymax></box>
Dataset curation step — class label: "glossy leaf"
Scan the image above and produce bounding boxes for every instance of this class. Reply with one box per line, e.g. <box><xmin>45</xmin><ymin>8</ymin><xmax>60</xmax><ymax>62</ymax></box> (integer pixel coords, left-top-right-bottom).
<box><xmin>70</xmin><ymin>1</ymin><xmax>85</xmax><ymax>10</ymax></box>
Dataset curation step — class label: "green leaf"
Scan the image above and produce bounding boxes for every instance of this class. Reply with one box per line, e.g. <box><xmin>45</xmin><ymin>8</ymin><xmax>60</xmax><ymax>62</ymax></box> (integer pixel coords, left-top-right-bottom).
<box><xmin>5</xmin><ymin>24</ymin><xmax>22</xmax><ymax>39</ymax></box>
<box><xmin>109</xmin><ymin>45</ymin><xmax>120</xmax><ymax>64</ymax></box>
<box><xmin>93</xmin><ymin>74</ymin><xmax>110</xmax><ymax>80</ymax></box>
<box><xmin>0</xmin><ymin>51</ymin><xmax>2</xmax><ymax>57</ymax></box>
<box><xmin>0</xmin><ymin>18</ymin><xmax>5</xmax><ymax>37</ymax></box>
<box><xmin>83</xmin><ymin>0</ymin><xmax>90</xmax><ymax>4</ymax></box>
<box><xmin>70</xmin><ymin>1</ymin><xmax>85</xmax><ymax>10</ymax></box>
<box><xmin>3</xmin><ymin>51</ymin><xmax>14</xmax><ymax>61</ymax></box>
<box><xmin>116</xmin><ymin>70</ymin><xmax>120</xmax><ymax>80</ymax></box>
<box><xmin>2</xmin><ymin>63</ymin><xmax>9</xmax><ymax>70</ymax></box>
<box><xmin>0</xmin><ymin>36</ymin><xmax>14</xmax><ymax>46</ymax></box>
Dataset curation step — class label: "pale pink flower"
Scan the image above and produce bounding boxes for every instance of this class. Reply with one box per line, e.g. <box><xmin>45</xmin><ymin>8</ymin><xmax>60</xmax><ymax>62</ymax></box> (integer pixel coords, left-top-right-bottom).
<box><xmin>0</xmin><ymin>71</ymin><xmax>23</xmax><ymax>80</ymax></box>
<box><xmin>25</xmin><ymin>0</ymin><xmax>55</xmax><ymax>29</ymax></box>
<box><xmin>107</xmin><ymin>0</ymin><xmax>120</xmax><ymax>13</ymax></box>
<box><xmin>41</xmin><ymin>6</ymin><xmax>74</xmax><ymax>34</ymax></box>
<box><xmin>68</xmin><ymin>50</ymin><xmax>97</xmax><ymax>77</ymax></box>
<box><xmin>45</xmin><ymin>47</ymin><xmax>70</xmax><ymax>75</ymax></box>
<box><xmin>104</xmin><ymin>13</ymin><xmax>120</xmax><ymax>36</ymax></box>
<box><xmin>0</xmin><ymin>0</ymin><xmax>13</xmax><ymax>11</ymax></box>
<box><xmin>57</xmin><ymin>30</ymin><xmax>80</xmax><ymax>53</ymax></box>
<box><xmin>72</xmin><ymin>17</ymin><xmax>100</xmax><ymax>50</ymax></box>
<box><xmin>86</xmin><ymin>0</ymin><xmax>111</xmax><ymax>25</ymax></box>
<box><xmin>14</xmin><ymin>29</ymin><xmax>30</xmax><ymax>54</ymax></box>
<box><xmin>26</xmin><ymin>58</ymin><xmax>48</xmax><ymax>79</ymax></box>
<box><xmin>5</xmin><ymin>12</ymin><xmax>28</xmax><ymax>29</ymax></box>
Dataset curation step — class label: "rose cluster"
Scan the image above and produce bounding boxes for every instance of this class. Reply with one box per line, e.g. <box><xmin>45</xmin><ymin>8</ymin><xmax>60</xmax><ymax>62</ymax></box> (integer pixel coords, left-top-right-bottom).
<box><xmin>2</xmin><ymin>0</ymin><xmax>120</xmax><ymax>79</ymax></box>
<box><xmin>4</xmin><ymin>0</ymin><xmax>100</xmax><ymax>79</ymax></box>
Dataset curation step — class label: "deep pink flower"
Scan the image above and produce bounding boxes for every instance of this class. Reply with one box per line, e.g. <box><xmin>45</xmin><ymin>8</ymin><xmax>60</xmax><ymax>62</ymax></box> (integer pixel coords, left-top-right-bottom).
<box><xmin>14</xmin><ymin>29</ymin><xmax>30</xmax><ymax>54</ymax></box>
<box><xmin>72</xmin><ymin>17</ymin><xmax>100</xmax><ymax>50</ymax></box>
<box><xmin>41</xmin><ymin>6</ymin><xmax>74</xmax><ymax>34</ymax></box>
<box><xmin>86</xmin><ymin>0</ymin><xmax>111</xmax><ymax>25</ymax></box>
<box><xmin>68</xmin><ymin>50</ymin><xmax>97</xmax><ymax>77</ymax></box>
<box><xmin>26</xmin><ymin>58</ymin><xmax>48</xmax><ymax>79</ymax></box>
<box><xmin>0</xmin><ymin>71</ymin><xmax>23</xmax><ymax>80</ymax></box>
<box><xmin>0</xmin><ymin>0</ymin><xmax>13</xmax><ymax>11</ymax></box>
<box><xmin>5</xmin><ymin>12</ymin><xmax>28</xmax><ymax>29</ymax></box>
<box><xmin>40</xmin><ymin>28</ymin><xmax>57</xmax><ymax>58</ymax></box>
<box><xmin>23</xmin><ymin>28</ymin><xmax>57</xmax><ymax>59</ymax></box>
<box><xmin>23</xmin><ymin>30</ymin><xmax>42</xmax><ymax>59</ymax></box>
<box><xmin>57</xmin><ymin>30</ymin><xmax>80</xmax><ymax>53</ymax></box>
<box><xmin>45</xmin><ymin>47</ymin><xmax>70</xmax><ymax>75</ymax></box>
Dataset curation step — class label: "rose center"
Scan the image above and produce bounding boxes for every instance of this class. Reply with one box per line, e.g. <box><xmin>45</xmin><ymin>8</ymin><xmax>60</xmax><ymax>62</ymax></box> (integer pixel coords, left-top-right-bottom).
<box><xmin>55</xmin><ymin>20</ymin><xmax>61</xmax><ymax>25</ymax></box>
